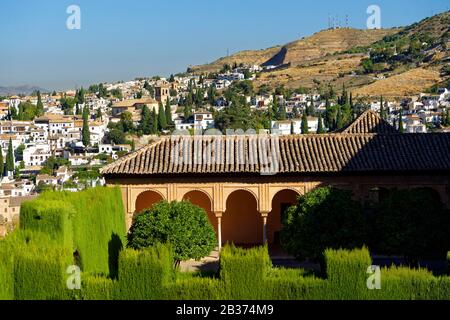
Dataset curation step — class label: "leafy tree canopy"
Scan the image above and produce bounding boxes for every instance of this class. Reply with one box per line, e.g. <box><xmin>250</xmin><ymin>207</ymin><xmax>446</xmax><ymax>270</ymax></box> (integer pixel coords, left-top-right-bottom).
<box><xmin>281</xmin><ymin>187</ymin><xmax>366</xmax><ymax>262</ymax></box>
<box><xmin>127</xmin><ymin>201</ymin><xmax>216</xmax><ymax>265</ymax></box>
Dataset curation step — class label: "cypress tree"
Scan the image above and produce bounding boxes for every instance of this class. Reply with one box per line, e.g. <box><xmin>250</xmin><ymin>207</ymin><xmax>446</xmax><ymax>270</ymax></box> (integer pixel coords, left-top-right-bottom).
<box><xmin>277</xmin><ymin>104</ymin><xmax>287</xmax><ymax>120</ymax></box>
<box><xmin>82</xmin><ymin>106</ymin><xmax>90</xmax><ymax>147</ymax></box>
<box><xmin>307</xmin><ymin>95</ymin><xmax>315</xmax><ymax>116</ymax></box>
<box><xmin>18</xmin><ymin>103</ymin><xmax>24</xmax><ymax>120</ymax></box>
<box><xmin>317</xmin><ymin>113</ymin><xmax>325</xmax><ymax>134</ymax></box>
<box><xmin>336</xmin><ymin>108</ymin><xmax>344</xmax><ymax>130</ymax></box>
<box><xmin>6</xmin><ymin>138</ymin><xmax>14</xmax><ymax>172</ymax></box>
<box><xmin>184</xmin><ymin>104</ymin><xmax>192</xmax><ymax>120</ymax></box>
<box><xmin>36</xmin><ymin>90</ymin><xmax>44</xmax><ymax>116</ymax></box>
<box><xmin>272</xmin><ymin>95</ymin><xmax>279</xmax><ymax>119</ymax></box>
<box><xmin>165</xmin><ymin>99</ymin><xmax>172</xmax><ymax>126</ymax></box>
<box><xmin>0</xmin><ymin>146</ymin><xmax>4</xmax><ymax>177</ymax></box>
<box><xmin>324</xmin><ymin>97</ymin><xmax>330</xmax><ymax>128</ymax></box>
<box><xmin>152</xmin><ymin>110</ymin><xmax>158</xmax><ymax>134</ymax></box>
<box><xmin>208</xmin><ymin>85</ymin><xmax>216</xmax><ymax>105</ymax></box>
<box><xmin>301</xmin><ymin>113</ymin><xmax>309</xmax><ymax>134</ymax></box>
<box><xmin>292</xmin><ymin>106</ymin><xmax>299</xmax><ymax>119</ymax></box>
<box><xmin>158</xmin><ymin>102</ymin><xmax>167</xmax><ymax>130</ymax></box>
<box><xmin>139</xmin><ymin>105</ymin><xmax>151</xmax><ymax>134</ymax></box>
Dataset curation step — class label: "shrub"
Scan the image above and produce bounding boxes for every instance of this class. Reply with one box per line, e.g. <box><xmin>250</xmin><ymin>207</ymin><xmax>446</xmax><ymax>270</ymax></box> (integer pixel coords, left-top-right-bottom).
<box><xmin>128</xmin><ymin>201</ymin><xmax>216</xmax><ymax>265</ymax></box>
<box><xmin>324</xmin><ymin>247</ymin><xmax>372</xmax><ymax>299</ymax></box>
<box><xmin>220</xmin><ymin>245</ymin><xmax>271</xmax><ymax>299</ymax></box>
<box><xmin>281</xmin><ymin>187</ymin><xmax>366</xmax><ymax>263</ymax></box>
<box><xmin>0</xmin><ymin>238</ymin><xmax>14</xmax><ymax>299</ymax></box>
<box><xmin>0</xmin><ymin>230</ymin><xmax>73</xmax><ymax>300</ymax></box>
<box><xmin>80</xmin><ymin>274</ymin><xmax>115</xmax><ymax>300</ymax></box>
<box><xmin>20</xmin><ymin>199</ymin><xmax>74</xmax><ymax>249</ymax></box>
<box><xmin>14</xmin><ymin>245</ymin><xmax>71</xmax><ymax>300</ymax></box>
<box><xmin>265</xmin><ymin>268</ymin><xmax>326</xmax><ymax>300</ymax></box>
<box><xmin>371</xmin><ymin>188</ymin><xmax>450</xmax><ymax>262</ymax></box>
<box><xmin>34</xmin><ymin>187</ymin><xmax>126</xmax><ymax>277</ymax></box>
<box><xmin>115</xmin><ymin>244</ymin><xmax>173</xmax><ymax>300</ymax></box>
<box><xmin>165</xmin><ymin>277</ymin><xmax>222</xmax><ymax>300</ymax></box>
<box><xmin>367</xmin><ymin>266</ymin><xmax>447</xmax><ymax>300</ymax></box>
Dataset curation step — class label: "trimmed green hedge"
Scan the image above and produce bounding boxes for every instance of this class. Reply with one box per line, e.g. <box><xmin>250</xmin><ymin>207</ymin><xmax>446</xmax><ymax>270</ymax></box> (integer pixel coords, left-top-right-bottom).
<box><xmin>115</xmin><ymin>244</ymin><xmax>173</xmax><ymax>300</ymax></box>
<box><xmin>1</xmin><ymin>240</ymin><xmax>450</xmax><ymax>300</ymax></box>
<box><xmin>1</xmin><ymin>185</ymin><xmax>449</xmax><ymax>300</ymax></box>
<box><xmin>220</xmin><ymin>245</ymin><xmax>271</xmax><ymax>299</ymax></box>
<box><xmin>0</xmin><ymin>230</ymin><xmax>72</xmax><ymax>300</ymax></box>
<box><xmin>165</xmin><ymin>277</ymin><xmax>222</xmax><ymax>300</ymax></box>
<box><xmin>79</xmin><ymin>274</ymin><xmax>115</xmax><ymax>300</ymax></box>
<box><xmin>0</xmin><ymin>237</ymin><xmax>14</xmax><ymax>299</ymax></box>
<box><xmin>324</xmin><ymin>247</ymin><xmax>372</xmax><ymax>299</ymax></box>
<box><xmin>14</xmin><ymin>245</ymin><xmax>71</xmax><ymax>300</ymax></box>
<box><xmin>20</xmin><ymin>199</ymin><xmax>74</xmax><ymax>249</ymax></box>
<box><xmin>21</xmin><ymin>187</ymin><xmax>126</xmax><ymax>277</ymax></box>
<box><xmin>264</xmin><ymin>268</ymin><xmax>326</xmax><ymax>300</ymax></box>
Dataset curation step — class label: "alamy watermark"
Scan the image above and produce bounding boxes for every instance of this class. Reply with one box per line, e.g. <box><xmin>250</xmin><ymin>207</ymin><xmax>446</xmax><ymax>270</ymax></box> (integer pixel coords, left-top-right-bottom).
<box><xmin>367</xmin><ymin>5</ymin><xmax>381</xmax><ymax>29</ymax></box>
<box><xmin>66</xmin><ymin>5</ymin><xmax>81</xmax><ymax>30</ymax></box>
<box><xmin>170</xmin><ymin>129</ymin><xmax>281</xmax><ymax>176</ymax></box>
<box><xmin>366</xmin><ymin>265</ymin><xmax>381</xmax><ymax>290</ymax></box>
<box><xmin>66</xmin><ymin>265</ymin><xmax>81</xmax><ymax>290</ymax></box>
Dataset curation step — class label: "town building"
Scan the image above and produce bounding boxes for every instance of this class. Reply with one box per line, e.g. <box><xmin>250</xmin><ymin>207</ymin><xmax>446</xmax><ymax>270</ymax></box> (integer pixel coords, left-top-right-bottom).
<box><xmin>154</xmin><ymin>83</ymin><xmax>170</xmax><ymax>104</ymax></box>
<box><xmin>101</xmin><ymin>111</ymin><xmax>450</xmax><ymax>247</ymax></box>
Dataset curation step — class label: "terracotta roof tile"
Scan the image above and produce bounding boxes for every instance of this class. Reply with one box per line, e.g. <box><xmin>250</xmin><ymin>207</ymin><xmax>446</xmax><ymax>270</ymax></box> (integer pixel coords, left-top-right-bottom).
<box><xmin>341</xmin><ymin>110</ymin><xmax>398</xmax><ymax>134</ymax></box>
<box><xmin>100</xmin><ymin>132</ymin><xmax>450</xmax><ymax>176</ymax></box>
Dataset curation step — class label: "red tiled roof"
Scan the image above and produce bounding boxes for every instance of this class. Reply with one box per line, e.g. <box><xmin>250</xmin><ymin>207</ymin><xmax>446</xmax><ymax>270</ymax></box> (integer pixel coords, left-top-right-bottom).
<box><xmin>100</xmin><ymin>134</ymin><xmax>450</xmax><ymax>176</ymax></box>
<box><xmin>100</xmin><ymin>111</ymin><xmax>450</xmax><ymax>176</ymax></box>
<box><xmin>341</xmin><ymin>110</ymin><xmax>398</xmax><ymax>134</ymax></box>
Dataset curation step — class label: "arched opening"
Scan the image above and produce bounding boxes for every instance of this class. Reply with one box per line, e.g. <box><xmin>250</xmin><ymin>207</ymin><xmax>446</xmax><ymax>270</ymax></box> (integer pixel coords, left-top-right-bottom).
<box><xmin>135</xmin><ymin>190</ymin><xmax>164</xmax><ymax>214</ymax></box>
<box><xmin>223</xmin><ymin>190</ymin><xmax>261</xmax><ymax>245</ymax></box>
<box><xmin>269</xmin><ymin>189</ymin><xmax>300</xmax><ymax>245</ymax></box>
<box><xmin>183</xmin><ymin>190</ymin><xmax>217</xmax><ymax>233</ymax></box>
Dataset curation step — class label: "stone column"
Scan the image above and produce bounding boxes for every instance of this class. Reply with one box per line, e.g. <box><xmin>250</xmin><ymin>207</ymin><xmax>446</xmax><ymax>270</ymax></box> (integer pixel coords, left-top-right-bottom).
<box><xmin>214</xmin><ymin>212</ymin><xmax>223</xmax><ymax>251</ymax></box>
<box><xmin>260</xmin><ymin>212</ymin><xmax>269</xmax><ymax>245</ymax></box>
<box><xmin>126</xmin><ymin>212</ymin><xmax>134</xmax><ymax>232</ymax></box>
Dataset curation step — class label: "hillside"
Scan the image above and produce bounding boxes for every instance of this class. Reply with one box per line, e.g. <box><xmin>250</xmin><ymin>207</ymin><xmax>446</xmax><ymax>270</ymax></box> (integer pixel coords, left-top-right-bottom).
<box><xmin>190</xmin><ymin>11</ymin><xmax>449</xmax><ymax>97</ymax></box>
<box><xmin>271</xmin><ymin>28</ymin><xmax>398</xmax><ymax>66</ymax></box>
<box><xmin>190</xmin><ymin>28</ymin><xmax>396</xmax><ymax>74</ymax></box>
<box><xmin>353</xmin><ymin>68</ymin><xmax>441</xmax><ymax>97</ymax></box>
<box><xmin>0</xmin><ymin>85</ymin><xmax>48</xmax><ymax>96</ymax></box>
<box><xmin>254</xmin><ymin>53</ymin><xmax>370</xmax><ymax>91</ymax></box>
<box><xmin>189</xmin><ymin>46</ymin><xmax>281</xmax><ymax>74</ymax></box>
<box><xmin>349</xmin><ymin>11</ymin><xmax>449</xmax><ymax>97</ymax></box>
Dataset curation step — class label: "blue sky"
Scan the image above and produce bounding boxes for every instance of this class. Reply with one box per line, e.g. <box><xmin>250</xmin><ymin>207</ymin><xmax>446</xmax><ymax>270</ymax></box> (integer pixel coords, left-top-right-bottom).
<box><xmin>1</xmin><ymin>0</ymin><xmax>448</xmax><ymax>91</ymax></box>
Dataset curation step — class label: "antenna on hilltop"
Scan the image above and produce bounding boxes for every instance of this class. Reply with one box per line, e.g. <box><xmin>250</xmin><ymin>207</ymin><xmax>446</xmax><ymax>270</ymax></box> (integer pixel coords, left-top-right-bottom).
<box><xmin>345</xmin><ymin>14</ymin><xmax>349</xmax><ymax>28</ymax></box>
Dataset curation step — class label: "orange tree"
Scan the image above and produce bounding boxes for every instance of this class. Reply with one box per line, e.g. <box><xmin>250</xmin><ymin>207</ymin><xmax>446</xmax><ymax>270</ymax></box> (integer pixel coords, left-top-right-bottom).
<box><xmin>127</xmin><ymin>200</ymin><xmax>216</xmax><ymax>267</ymax></box>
